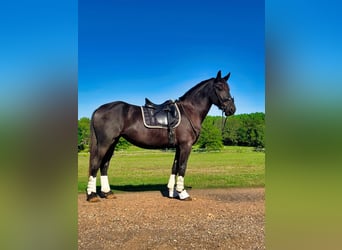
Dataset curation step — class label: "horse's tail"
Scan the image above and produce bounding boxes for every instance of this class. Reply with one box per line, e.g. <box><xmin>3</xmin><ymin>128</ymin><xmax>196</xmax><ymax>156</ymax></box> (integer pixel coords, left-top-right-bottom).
<box><xmin>88</xmin><ymin>111</ymin><xmax>98</xmax><ymax>176</ymax></box>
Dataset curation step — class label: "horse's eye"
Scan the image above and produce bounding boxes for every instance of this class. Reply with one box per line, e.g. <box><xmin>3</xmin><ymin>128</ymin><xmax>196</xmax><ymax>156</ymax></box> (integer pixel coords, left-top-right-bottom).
<box><xmin>215</xmin><ymin>84</ymin><xmax>223</xmax><ymax>91</ymax></box>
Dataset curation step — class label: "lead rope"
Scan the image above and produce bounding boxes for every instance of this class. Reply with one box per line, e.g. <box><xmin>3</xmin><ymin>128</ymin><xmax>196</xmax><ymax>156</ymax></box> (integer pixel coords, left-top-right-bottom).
<box><xmin>221</xmin><ymin>111</ymin><xmax>228</xmax><ymax>136</ymax></box>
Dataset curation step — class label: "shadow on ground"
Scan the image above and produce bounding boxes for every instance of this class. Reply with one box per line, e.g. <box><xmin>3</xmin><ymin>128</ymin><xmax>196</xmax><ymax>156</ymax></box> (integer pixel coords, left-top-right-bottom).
<box><xmin>96</xmin><ymin>184</ymin><xmax>193</xmax><ymax>198</ymax></box>
<box><xmin>109</xmin><ymin>184</ymin><xmax>166</xmax><ymax>192</ymax></box>
<box><xmin>93</xmin><ymin>184</ymin><xmax>170</xmax><ymax>197</ymax></box>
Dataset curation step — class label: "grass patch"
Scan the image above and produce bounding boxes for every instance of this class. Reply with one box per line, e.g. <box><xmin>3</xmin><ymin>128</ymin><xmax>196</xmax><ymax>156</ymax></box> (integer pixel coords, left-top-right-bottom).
<box><xmin>78</xmin><ymin>146</ymin><xmax>265</xmax><ymax>192</ymax></box>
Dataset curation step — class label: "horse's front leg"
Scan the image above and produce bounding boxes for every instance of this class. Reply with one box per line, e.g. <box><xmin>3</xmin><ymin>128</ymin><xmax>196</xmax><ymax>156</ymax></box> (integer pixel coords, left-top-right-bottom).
<box><xmin>167</xmin><ymin>147</ymin><xmax>180</xmax><ymax>198</ymax></box>
<box><xmin>175</xmin><ymin>143</ymin><xmax>192</xmax><ymax>201</ymax></box>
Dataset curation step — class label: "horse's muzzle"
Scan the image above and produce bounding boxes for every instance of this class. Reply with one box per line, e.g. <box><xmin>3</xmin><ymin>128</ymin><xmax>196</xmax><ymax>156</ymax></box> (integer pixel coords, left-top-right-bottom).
<box><xmin>224</xmin><ymin>105</ymin><xmax>236</xmax><ymax>116</ymax></box>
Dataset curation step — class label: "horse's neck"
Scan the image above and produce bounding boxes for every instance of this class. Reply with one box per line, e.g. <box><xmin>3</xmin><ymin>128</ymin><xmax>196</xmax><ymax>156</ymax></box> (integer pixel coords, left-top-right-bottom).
<box><xmin>181</xmin><ymin>97</ymin><xmax>212</xmax><ymax>125</ymax></box>
<box><xmin>179</xmin><ymin>80</ymin><xmax>214</xmax><ymax>125</ymax></box>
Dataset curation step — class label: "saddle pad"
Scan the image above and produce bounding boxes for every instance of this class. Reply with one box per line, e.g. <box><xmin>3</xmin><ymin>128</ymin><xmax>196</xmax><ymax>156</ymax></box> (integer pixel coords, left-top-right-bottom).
<box><xmin>141</xmin><ymin>103</ymin><xmax>181</xmax><ymax>129</ymax></box>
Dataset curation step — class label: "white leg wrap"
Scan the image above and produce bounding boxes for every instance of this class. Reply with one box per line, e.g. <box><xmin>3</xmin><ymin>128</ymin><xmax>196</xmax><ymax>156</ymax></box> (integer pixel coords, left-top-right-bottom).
<box><xmin>100</xmin><ymin>175</ymin><xmax>110</xmax><ymax>193</ymax></box>
<box><xmin>178</xmin><ymin>190</ymin><xmax>190</xmax><ymax>200</ymax></box>
<box><xmin>167</xmin><ymin>174</ymin><xmax>176</xmax><ymax>189</ymax></box>
<box><xmin>87</xmin><ymin>176</ymin><xmax>96</xmax><ymax>195</ymax></box>
<box><xmin>167</xmin><ymin>174</ymin><xmax>176</xmax><ymax>198</ymax></box>
<box><xmin>176</xmin><ymin>176</ymin><xmax>185</xmax><ymax>192</ymax></box>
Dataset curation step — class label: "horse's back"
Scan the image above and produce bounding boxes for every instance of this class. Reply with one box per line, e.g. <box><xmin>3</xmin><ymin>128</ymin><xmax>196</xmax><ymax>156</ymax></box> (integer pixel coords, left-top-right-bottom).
<box><xmin>92</xmin><ymin>101</ymin><xmax>140</xmax><ymax>131</ymax></box>
<box><xmin>93</xmin><ymin>101</ymin><xmax>138</xmax><ymax>117</ymax></box>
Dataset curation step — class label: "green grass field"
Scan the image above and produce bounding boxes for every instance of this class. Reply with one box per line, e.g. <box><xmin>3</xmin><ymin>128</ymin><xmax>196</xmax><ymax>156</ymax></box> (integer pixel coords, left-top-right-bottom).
<box><xmin>78</xmin><ymin>146</ymin><xmax>265</xmax><ymax>193</ymax></box>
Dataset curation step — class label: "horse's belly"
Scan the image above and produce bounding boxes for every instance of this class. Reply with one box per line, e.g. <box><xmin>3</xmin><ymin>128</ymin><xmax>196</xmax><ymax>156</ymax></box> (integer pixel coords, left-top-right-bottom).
<box><xmin>123</xmin><ymin>128</ymin><xmax>172</xmax><ymax>149</ymax></box>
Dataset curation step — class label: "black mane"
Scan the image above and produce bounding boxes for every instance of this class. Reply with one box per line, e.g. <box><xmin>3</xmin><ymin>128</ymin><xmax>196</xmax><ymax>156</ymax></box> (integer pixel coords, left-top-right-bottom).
<box><xmin>178</xmin><ymin>78</ymin><xmax>214</xmax><ymax>101</ymax></box>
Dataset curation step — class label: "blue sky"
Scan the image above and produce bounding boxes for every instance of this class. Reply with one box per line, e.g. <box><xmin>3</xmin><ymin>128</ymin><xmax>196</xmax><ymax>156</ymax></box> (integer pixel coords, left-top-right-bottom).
<box><xmin>78</xmin><ymin>0</ymin><xmax>264</xmax><ymax>119</ymax></box>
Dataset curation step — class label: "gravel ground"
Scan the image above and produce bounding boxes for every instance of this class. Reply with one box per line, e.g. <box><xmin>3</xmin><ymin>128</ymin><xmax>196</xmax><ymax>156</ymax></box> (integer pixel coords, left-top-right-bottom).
<box><xmin>78</xmin><ymin>188</ymin><xmax>265</xmax><ymax>249</ymax></box>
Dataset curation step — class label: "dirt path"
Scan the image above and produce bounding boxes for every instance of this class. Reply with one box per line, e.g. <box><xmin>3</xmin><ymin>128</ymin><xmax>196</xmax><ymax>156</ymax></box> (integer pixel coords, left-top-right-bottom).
<box><xmin>78</xmin><ymin>188</ymin><xmax>265</xmax><ymax>249</ymax></box>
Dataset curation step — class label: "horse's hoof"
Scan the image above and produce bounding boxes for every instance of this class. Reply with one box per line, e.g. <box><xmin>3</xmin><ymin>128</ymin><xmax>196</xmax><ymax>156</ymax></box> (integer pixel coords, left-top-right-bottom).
<box><xmin>86</xmin><ymin>192</ymin><xmax>100</xmax><ymax>202</ymax></box>
<box><xmin>99</xmin><ymin>190</ymin><xmax>117</xmax><ymax>199</ymax></box>
<box><xmin>177</xmin><ymin>190</ymin><xmax>192</xmax><ymax>201</ymax></box>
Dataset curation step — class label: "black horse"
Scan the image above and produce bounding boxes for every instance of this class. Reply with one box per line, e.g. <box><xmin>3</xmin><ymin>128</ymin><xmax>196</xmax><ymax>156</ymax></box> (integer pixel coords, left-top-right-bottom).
<box><xmin>86</xmin><ymin>71</ymin><xmax>236</xmax><ymax>202</ymax></box>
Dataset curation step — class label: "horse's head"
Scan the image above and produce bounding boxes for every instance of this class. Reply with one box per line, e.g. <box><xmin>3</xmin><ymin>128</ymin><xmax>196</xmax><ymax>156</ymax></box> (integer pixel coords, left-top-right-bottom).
<box><xmin>213</xmin><ymin>71</ymin><xmax>236</xmax><ymax>116</ymax></box>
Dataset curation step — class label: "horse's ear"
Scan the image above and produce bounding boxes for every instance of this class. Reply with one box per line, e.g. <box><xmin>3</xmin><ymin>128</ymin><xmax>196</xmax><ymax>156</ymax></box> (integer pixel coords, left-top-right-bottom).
<box><xmin>215</xmin><ymin>70</ymin><xmax>222</xmax><ymax>81</ymax></box>
<box><xmin>223</xmin><ymin>72</ymin><xmax>231</xmax><ymax>81</ymax></box>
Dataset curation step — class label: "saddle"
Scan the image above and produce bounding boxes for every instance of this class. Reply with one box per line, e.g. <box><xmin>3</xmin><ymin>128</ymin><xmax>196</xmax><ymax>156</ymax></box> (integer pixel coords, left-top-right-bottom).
<box><xmin>141</xmin><ymin>98</ymin><xmax>181</xmax><ymax>145</ymax></box>
<box><xmin>145</xmin><ymin>98</ymin><xmax>173</xmax><ymax>109</ymax></box>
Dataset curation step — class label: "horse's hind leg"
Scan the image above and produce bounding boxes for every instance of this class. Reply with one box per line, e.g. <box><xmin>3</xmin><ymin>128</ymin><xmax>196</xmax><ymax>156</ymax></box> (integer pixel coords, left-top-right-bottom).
<box><xmin>87</xmin><ymin>140</ymin><xmax>115</xmax><ymax>202</ymax></box>
<box><xmin>86</xmin><ymin>149</ymin><xmax>104</xmax><ymax>201</ymax></box>
<box><xmin>86</xmin><ymin>153</ymin><xmax>102</xmax><ymax>202</ymax></box>
<box><xmin>98</xmin><ymin>142</ymin><xmax>117</xmax><ymax>199</ymax></box>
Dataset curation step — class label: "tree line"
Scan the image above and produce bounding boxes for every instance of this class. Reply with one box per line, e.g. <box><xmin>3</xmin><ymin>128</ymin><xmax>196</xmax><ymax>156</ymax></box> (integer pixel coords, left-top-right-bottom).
<box><xmin>78</xmin><ymin>112</ymin><xmax>265</xmax><ymax>152</ymax></box>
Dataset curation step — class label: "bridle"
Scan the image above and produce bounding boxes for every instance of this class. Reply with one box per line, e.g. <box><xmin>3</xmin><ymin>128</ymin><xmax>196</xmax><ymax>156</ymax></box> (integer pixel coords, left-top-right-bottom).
<box><xmin>213</xmin><ymin>83</ymin><xmax>235</xmax><ymax>134</ymax></box>
<box><xmin>214</xmin><ymin>85</ymin><xmax>234</xmax><ymax>114</ymax></box>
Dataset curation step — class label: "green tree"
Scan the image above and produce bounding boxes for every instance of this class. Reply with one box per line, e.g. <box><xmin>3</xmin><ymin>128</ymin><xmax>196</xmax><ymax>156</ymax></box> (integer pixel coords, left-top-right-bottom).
<box><xmin>197</xmin><ymin>117</ymin><xmax>223</xmax><ymax>151</ymax></box>
<box><xmin>78</xmin><ymin>117</ymin><xmax>90</xmax><ymax>152</ymax></box>
<box><xmin>222</xmin><ymin>118</ymin><xmax>241</xmax><ymax>145</ymax></box>
<box><xmin>222</xmin><ymin>112</ymin><xmax>265</xmax><ymax>148</ymax></box>
<box><xmin>78</xmin><ymin>127</ymin><xmax>85</xmax><ymax>151</ymax></box>
<box><xmin>115</xmin><ymin>137</ymin><xmax>131</xmax><ymax>151</ymax></box>
<box><xmin>242</xmin><ymin>112</ymin><xmax>265</xmax><ymax>147</ymax></box>
<box><xmin>78</xmin><ymin>117</ymin><xmax>132</xmax><ymax>152</ymax></box>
